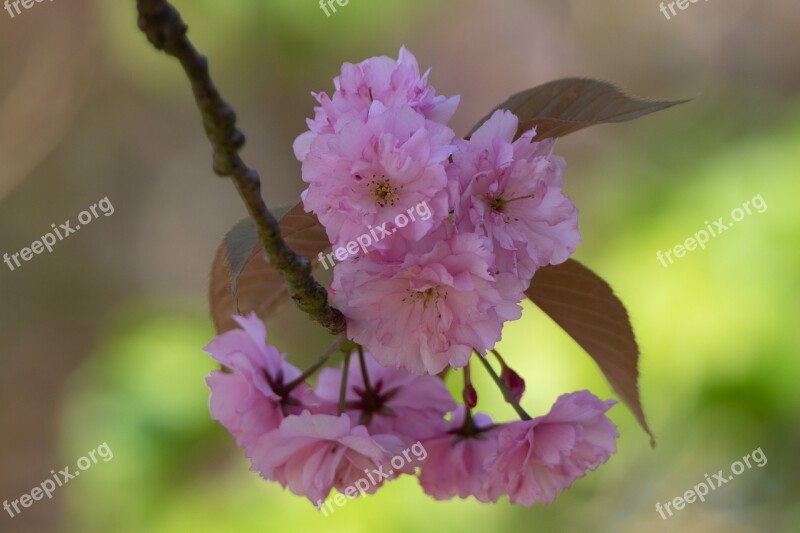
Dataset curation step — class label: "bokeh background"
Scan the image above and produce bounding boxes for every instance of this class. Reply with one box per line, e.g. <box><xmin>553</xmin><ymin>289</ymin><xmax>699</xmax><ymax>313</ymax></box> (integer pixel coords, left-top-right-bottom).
<box><xmin>1</xmin><ymin>0</ymin><xmax>799</xmax><ymax>531</ymax></box>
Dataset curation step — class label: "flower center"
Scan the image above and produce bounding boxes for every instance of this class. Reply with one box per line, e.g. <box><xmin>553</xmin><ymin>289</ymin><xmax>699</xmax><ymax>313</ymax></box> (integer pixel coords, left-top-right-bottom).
<box><xmin>489</xmin><ymin>197</ymin><xmax>505</xmax><ymax>212</ymax></box>
<box><xmin>403</xmin><ymin>286</ymin><xmax>446</xmax><ymax>309</ymax></box>
<box><xmin>348</xmin><ymin>379</ymin><xmax>399</xmax><ymax>426</ymax></box>
<box><xmin>369</xmin><ymin>176</ymin><xmax>398</xmax><ymax>207</ymax></box>
<box><xmin>487</xmin><ymin>193</ymin><xmax>536</xmax><ymax>213</ymax></box>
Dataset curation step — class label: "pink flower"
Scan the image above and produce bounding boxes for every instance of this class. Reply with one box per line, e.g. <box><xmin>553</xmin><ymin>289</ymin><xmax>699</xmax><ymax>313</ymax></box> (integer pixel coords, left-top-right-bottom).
<box><xmin>204</xmin><ymin>313</ymin><xmax>314</xmax><ymax>455</ymax></box>
<box><xmin>300</xmin><ymin>102</ymin><xmax>454</xmax><ymax>250</ymax></box>
<box><xmin>315</xmin><ymin>350</ymin><xmax>456</xmax><ymax>441</ymax></box>
<box><xmin>418</xmin><ymin>408</ymin><xmax>500</xmax><ymax>502</ymax></box>
<box><xmin>484</xmin><ymin>391</ymin><xmax>618</xmax><ymax>506</ymax></box>
<box><xmin>451</xmin><ymin>110</ymin><xmax>580</xmax><ymax>285</ymax></box>
<box><xmin>250</xmin><ymin>411</ymin><xmax>405</xmax><ymax>505</ymax></box>
<box><xmin>294</xmin><ymin>46</ymin><xmax>459</xmax><ymax>162</ymax></box>
<box><xmin>205</xmin><ymin>372</ymin><xmax>282</xmax><ymax>454</ymax></box>
<box><xmin>330</xmin><ymin>233</ymin><xmax>524</xmax><ymax>375</ymax></box>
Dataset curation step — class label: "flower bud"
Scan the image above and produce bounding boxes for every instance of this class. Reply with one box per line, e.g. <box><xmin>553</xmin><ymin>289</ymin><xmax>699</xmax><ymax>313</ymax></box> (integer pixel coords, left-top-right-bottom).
<box><xmin>462</xmin><ymin>383</ymin><xmax>478</xmax><ymax>409</ymax></box>
<box><xmin>501</xmin><ymin>365</ymin><xmax>525</xmax><ymax>402</ymax></box>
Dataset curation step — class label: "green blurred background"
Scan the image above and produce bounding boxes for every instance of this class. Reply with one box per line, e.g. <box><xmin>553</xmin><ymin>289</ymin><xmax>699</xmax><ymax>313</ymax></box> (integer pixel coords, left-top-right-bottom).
<box><xmin>1</xmin><ymin>0</ymin><xmax>798</xmax><ymax>532</ymax></box>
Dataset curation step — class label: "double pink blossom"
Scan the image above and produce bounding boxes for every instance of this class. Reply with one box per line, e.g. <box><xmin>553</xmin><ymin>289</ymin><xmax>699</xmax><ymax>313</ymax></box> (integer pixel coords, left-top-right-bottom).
<box><xmin>484</xmin><ymin>391</ymin><xmax>618</xmax><ymax>505</ymax></box>
<box><xmin>293</xmin><ymin>46</ymin><xmax>459</xmax><ymax>163</ymax></box>
<box><xmin>418</xmin><ymin>408</ymin><xmax>500</xmax><ymax>501</ymax></box>
<box><xmin>300</xmin><ymin>103</ymin><xmax>454</xmax><ymax>250</ymax></box>
<box><xmin>251</xmin><ymin>411</ymin><xmax>406</xmax><ymax>505</ymax></box>
<box><xmin>451</xmin><ymin>110</ymin><xmax>580</xmax><ymax>285</ymax></box>
<box><xmin>420</xmin><ymin>392</ymin><xmax>618</xmax><ymax>506</ymax></box>
<box><xmin>205</xmin><ymin>313</ymin><xmax>314</xmax><ymax>456</ymax></box>
<box><xmin>331</xmin><ymin>233</ymin><xmax>524</xmax><ymax>374</ymax></box>
<box><xmin>205</xmin><ymin>318</ymin><xmax>437</xmax><ymax>505</ymax></box>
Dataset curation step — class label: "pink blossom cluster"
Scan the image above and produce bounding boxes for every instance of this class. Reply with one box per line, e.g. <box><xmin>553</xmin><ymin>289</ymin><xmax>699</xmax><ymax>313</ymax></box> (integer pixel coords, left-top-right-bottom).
<box><xmin>205</xmin><ymin>314</ymin><xmax>618</xmax><ymax>507</ymax></box>
<box><xmin>294</xmin><ymin>47</ymin><xmax>581</xmax><ymax>375</ymax></box>
<box><xmin>205</xmin><ymin>48</ymin><xmax>617</xmax><ymax>510</ymax></box>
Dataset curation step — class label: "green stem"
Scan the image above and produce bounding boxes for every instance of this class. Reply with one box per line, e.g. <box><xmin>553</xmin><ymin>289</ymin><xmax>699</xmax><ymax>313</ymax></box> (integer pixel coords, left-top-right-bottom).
<box><xmin>491</xmin><ymin>349</ymin><xmax>506</xmax><ymax>366</ymax></box>
<box><xmin>338</xmin><ymin>351</ymin><xmax>352</xmax><ymax>415</ymax></box>
<box><xmin>283</xmin><ymin>337</ymin><xmax>344</xmax><ymax>393</ymax></box>
<box><xmin>475</xmin><ymin>351</ymin><xmax>531</xmax><ymax>420</ymax></box>
<box><xmin>357</xmin><ymin>345</ymin><xmax>375</xmax><ymax>398</ymax></box>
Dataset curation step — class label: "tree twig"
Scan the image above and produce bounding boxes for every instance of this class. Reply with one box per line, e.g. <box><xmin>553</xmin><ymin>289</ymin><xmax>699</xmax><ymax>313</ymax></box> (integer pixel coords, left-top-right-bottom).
<box><xmin>136</xmin><ymin>0</ymin><xmax>345</xmax><ymax>334</ymax></box>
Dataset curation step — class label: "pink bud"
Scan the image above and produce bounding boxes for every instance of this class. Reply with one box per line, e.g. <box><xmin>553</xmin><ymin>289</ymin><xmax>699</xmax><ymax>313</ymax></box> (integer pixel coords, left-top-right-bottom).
<box><xmin>462</xmin><ymin>383</ymin><xmax>478</xmax><ymax>409</ymax></box>
<box><xmin>501</xmin><ymin>366</ymin><xmax>526</xmax><ymax>402</ymax></box>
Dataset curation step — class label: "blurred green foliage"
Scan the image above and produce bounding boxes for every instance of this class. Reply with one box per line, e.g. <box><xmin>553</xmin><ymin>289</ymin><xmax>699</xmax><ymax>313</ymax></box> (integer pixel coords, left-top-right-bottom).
<box><xmin>48</xmin><ymin>2</ymin><xmax>800</xmax><ymax>532</ymax></box>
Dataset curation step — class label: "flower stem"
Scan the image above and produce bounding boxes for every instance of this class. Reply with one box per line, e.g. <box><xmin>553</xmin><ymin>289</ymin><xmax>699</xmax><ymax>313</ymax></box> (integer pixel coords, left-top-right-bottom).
<box><xmin>474</xmin><ymin>351</ymin><xmax>531</xmax><ymax>420</ymax></box>
<box><xmin>338</xmin><ymin>351</ymin><xmax>352</xmax><ymax>415</ymax></box>
<box><xmin>283</xmin><ymin>337</ymin><xmax>345</xmax><ymax>393</ymax></box>
<box><xmin>491</xmin><ymin>349</ymin><xmax>506</xmax><ymax>366</ymax></box>
<box><xmin>357</xmin><ymin>345</ymin><xmax>375</xmax><ymax>398</ymax></box>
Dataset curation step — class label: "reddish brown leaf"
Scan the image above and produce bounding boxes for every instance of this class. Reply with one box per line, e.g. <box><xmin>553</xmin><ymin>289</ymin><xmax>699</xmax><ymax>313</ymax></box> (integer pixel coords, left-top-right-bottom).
<box><xmin>209</xmin><ymin>203</ymin><xmax>331</xmax><ymax>333</ymax></box>
<box><xmin>468</xmin><ymin>77</ymin><xmax>688</xmax><ymax>140</ymax></box>
<box><xmin>525</xmin><ymin>259</ymin><xmax>653</xmax><ymax>443</ymax></box>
